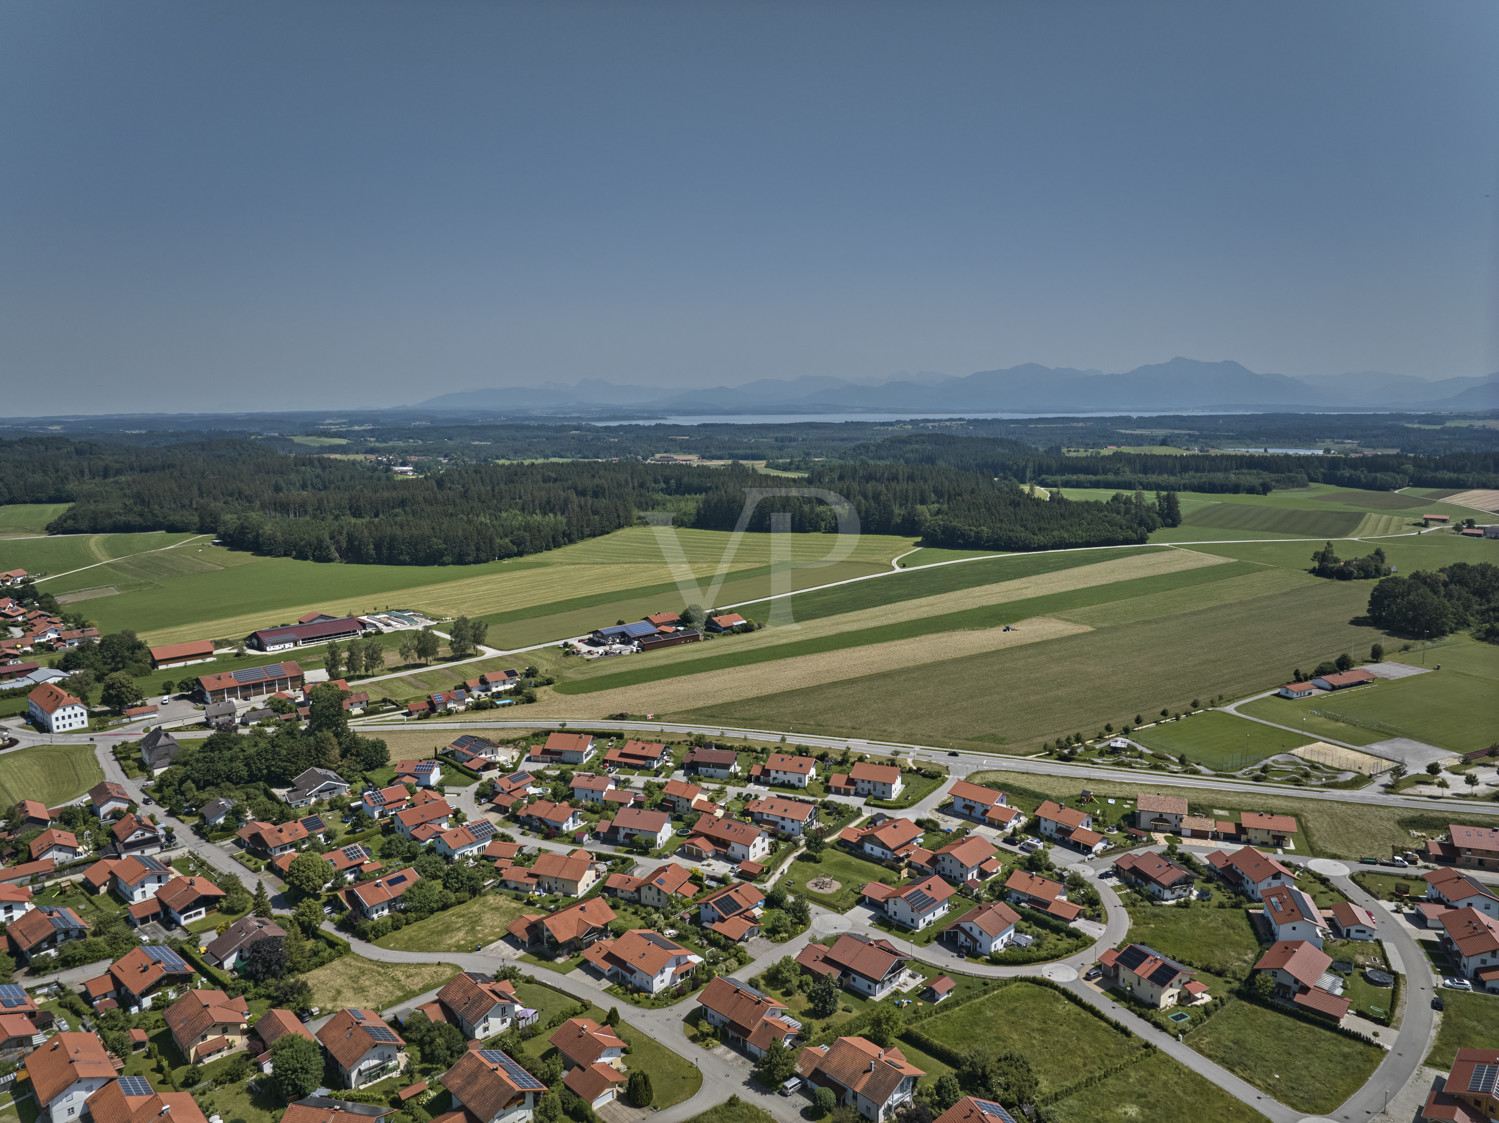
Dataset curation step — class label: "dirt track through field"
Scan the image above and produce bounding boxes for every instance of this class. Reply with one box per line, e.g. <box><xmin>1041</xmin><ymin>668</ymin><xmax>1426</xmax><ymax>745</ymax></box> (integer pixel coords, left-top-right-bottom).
<box><xmin>526</xmin><ymin>615</ymin><xmax>1091</xmax><ymax>716</ymax></box>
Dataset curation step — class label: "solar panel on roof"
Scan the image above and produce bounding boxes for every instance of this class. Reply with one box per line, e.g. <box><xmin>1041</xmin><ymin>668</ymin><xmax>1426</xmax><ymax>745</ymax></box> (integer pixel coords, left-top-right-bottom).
<box><xmin>364</xmin><ymin>1025</ymin><xmax>400</xmax><ymax>1043</ymax></box>
<box><xmin>0</xmin><ymin>984</ymin><xmax>26</xmax><ymax>1009</ymax></box>
<box><xmin>342</xmin><ymin>845</ymin><xmax>366</xmax><ymax>861</ymax></box>
<box><xmin>143</xmin><ymin>945</ymin><xmax>188</xmax><ymax>971</ymax></box>
<box><xmin>470</xmin><ymin>820</ymin><xmax>496</xmax><ymax>840</ymax></box>
<box><xmin>117</xmin><ymin>1077</ymin><xmax>154</xmax><ymax>1097</ymax></box>
<box><xmin>478</xmin><ymin>1050</ymin><xmax>547</xmax><ymax>1091</ymax></box>
<box><xmin>386</xmin><ymin>873</ymin><xmax>408</xmax><ymax>886</ymax></box>
<box><xmin>971</xmin><ymin>1101</ymin><xmax>1018</xmax><ymax>1123</ymax></box>
<box><xmin>905</xmin><ymin>890</ymin><xmax>935</xmax><ymax>911</ymax></box>
<box><xmin>1470</xmin><ymin>1064</ymin><xmax>1499</xmax><ymax>1095</ymax></box>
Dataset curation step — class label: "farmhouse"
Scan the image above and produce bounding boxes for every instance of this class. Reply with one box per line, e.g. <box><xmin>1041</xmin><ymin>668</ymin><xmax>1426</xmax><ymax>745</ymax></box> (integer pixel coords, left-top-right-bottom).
<box><xmin>761</xmin><ymin>753</ymin><xmax>817</xmax><ymax>788</ymax></box>
<box><xmin>698</xmin><ymin>882</ymin><xmax>765</xmax><ymax>941</ymax></box>
<box><xmin>317</xmin><ymin>1008</ymin><xmax>406</xmax><ymax>1088</ymax></box>
<box><xmin>441</xmin><ymin>1046</ymin><xmax>545</xmax><ymax>1123</ymax></box>
<box><xmin>1033</xmin><ymin>801</ymin><xmax>1105</xmax><ymax>854</ymax></box>
<box><xmin>149</xmin><ymin>640</ymin><xmax>216</xmax><ymax>670</ymax></box>
<box><xmin>695</xmin><ymin>977</ymin><xmax>800</xmax><ymax>1059</ymax></box>
<box><xmin>946</xmin><ymin>781</ymin><xmax>1019</xmax><ymax>830</ymax></box>
<box><xmin>1112</xmin><ymin>850</ymin><xmax>1195</xmax><ymax>901</ymax></box>
<box><xmin>1098</xmin><ymin>943</ymin><xmax>1206</xmax><ymax>1009</ymax></box>
<box><xmin>1206</xmin><ymin>846</ymin><xmax>1295</xmax><ymax>900</ymax></box>
<box><xmin>942</xmin><ymin>900</ymin><xmax>1019</xmax><ymax>956</ymax></box>
<box><xmin>681</xmin><ymin>817</ymin><xmax>771</xmax><ymax>864</ymax></box>
<box><xmin>27</xmin><ymin>683</ymin><xmax>87</xmax><ymax>734</ymax></box>
<box><xmin>598</xmin><ymin>807</ymin><xmax>671</xmax><ymax>849</ymax></box>
<box><xmin>507</xmin><ymin>898</ymin><xmax>617</xmax><ymax>956</ymax></box>
<box><xmin>1004</xmin><ymin>869</ymin><xmax>1083</xmax><ymax>922</ymax></box>
<box><xmin>1134</xmin><ymin>794</ymin><xmax>1188</xmax><ymax>833</ymax></box>
<box><xmin>196</xmin><ymin>662</ymin><xmax>304</xmax><ymax>702</ymax></box>
<box><xmin>797</xmin><ymin>1036</ymin><xmax>923</xmax><ymax>1121</ymax></box>
<box><xmin>684</xmin><ymin>747</ymin><xmax>739</xmax><ymax>778</ymax></box>
<box><xmin>861</xmin><ymin>874</ymin><xmax>955</xmax><ymax>931</ymax></box>
<box><xmin>1254</xmin><ymin>940</ymin><xmax>1350</xmax><ymax>1021</ymax></box>
<box><xmin>796</xmin><ymin>933</ymin><xmax>910</xmax><ymax>1000</ymax></box>
<box><xmin>246</xmin><ymin>617</ymin><xmax>369</xmax><ymax>652</ymax></box>
<box><xmin>1312</xmin><ymin>668</ymin><xmax>1375</xmax><ymax>691</ymax></box>
<box><xmin>747</xmin><ymin>796</ymin><xmax>819</xmax><ymax>837</ymax></box>
<box><xmin>1261</xmin><ymin>885</ymin><xmax>1328</xmax><ymax>946</ymax></box>
<box><xmin>580</xmin><ymin>929</ymin><xmax>702</xmax><ymax>994</ymax></box>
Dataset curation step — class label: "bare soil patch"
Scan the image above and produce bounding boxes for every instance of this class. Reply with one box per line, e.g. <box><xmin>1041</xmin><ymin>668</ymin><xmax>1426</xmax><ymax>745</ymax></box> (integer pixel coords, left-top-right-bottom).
<box><xmin>56</xmin><ymin>586</ymin><xmax>120</xmax><ymax>603</ymax></box>
<box><xmin>1289</xmin><ymin>741</ymin><xmax>1388</xmax><ymax>775</ymax></box>
<box><xmin>806</xmin><ymin>877</ymin><xmax>841</xmax><ymax>894</ymax></box>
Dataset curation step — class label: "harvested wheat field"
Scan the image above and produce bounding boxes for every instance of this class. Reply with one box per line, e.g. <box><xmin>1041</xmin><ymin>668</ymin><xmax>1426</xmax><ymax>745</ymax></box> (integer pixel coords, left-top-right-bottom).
<box><xmin>527</xmin><ymin>615</ymin><xmax>1091</xmax><ymax>716</ymax></box>
<box><xmin>1290</xmin><ymin>741</ymin><xmax>1391</xmax><ymax>775</ymax></box>
<box><xmin>1441</xmin><ymin>489</ymin><xmax>1499</xmax><ymax>513</ymax></box>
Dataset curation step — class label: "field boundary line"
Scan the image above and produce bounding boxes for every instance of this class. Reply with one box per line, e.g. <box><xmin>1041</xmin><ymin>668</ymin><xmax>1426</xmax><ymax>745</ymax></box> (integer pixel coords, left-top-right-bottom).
<box><xmin>34</xmin><ymin>534</ymin><xmax>211</xmax><ymax>583</ymax></box>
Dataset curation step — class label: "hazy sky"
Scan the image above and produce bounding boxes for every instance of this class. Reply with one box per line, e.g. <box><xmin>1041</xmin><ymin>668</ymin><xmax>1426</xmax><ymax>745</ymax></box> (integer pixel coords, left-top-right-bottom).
<box><xmin>3</xmin><ymin>1</ymin><xmax>1496</xmax><ymax>413</ymax></box>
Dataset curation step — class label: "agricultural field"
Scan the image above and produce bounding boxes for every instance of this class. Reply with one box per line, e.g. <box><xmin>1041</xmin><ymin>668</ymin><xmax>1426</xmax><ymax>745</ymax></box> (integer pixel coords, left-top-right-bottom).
<box><xmin>1187</xmin><ymin>999</ymin><xmax>1384</xmax><ymax>1115</ymax></box>
<box><xmin>0</xmin><ymin>744</ymin><xmax>104</xmax><ymax>807</ymax></box>
<box><xmin>0</xmin><ymin>504</ymin><xmax>70</xmax><ymax>537</ymax></box>
<box><xmin>1129</xmin><ymin>709</ymin><xmax>1316</xmax><ymax>769</ymax></box>
<box><xmin>1</xmin><ymin>531</ymin><xmax>203</xmax><ymax>585</ymax></box>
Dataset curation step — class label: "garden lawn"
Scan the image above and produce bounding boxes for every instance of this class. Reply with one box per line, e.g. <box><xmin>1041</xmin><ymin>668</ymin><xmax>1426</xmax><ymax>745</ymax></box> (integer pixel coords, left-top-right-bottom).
<box><xmin>1123</xmin><ymin>899</ymin><xmax>1262</xmax><ymax>980</ymax></box>
<box><xmin>918</xmin><ymin>982</ymin><xmax>1144</xmax><ymax>1098</ymax></box>
<box><xmin>1044</xmin><ymin>1050</ymin><xmax>1270</xmax><ymax>1123</ymax></box>
<box><xmin>1129</xmin><ymin>710</ymin><xmax>1313</xmax><ymax>770</ymax></box>
<box><xmin>1427</xmin><ymin>990</ymin><xmax>1499</xmax><ymax>1070</ymax></box>
<box><xmin>779</xmin><ymin>849</ymin><xmax>895</xmax><ymax>912</ymax></box>
<box><xmin>304</xmin><ymin>954</ymin><xmax>460</xmax><ymax>1011</ymax></box>
<box><xmin>0</xmin><ymin>744</ymin><xmax>104</xmax><ymax>807</ymax></box>
<box><xmin>685</xmin><ymin>1105</ymin><xmax>777</xmax><ymax>1123</ymax></box>
<box><xmin>1187</xmin><ymin>999</ymin><xmax>1383</xmax><ymax>1115</ymax></box>
<box><xmin>522</xmin><ymin>998</ymin><xmax>701</xmax><ymax>1109</ymax></box>
<box><xmin>1352</xmin><ymin>872</ymin><xmax>1425</xmax><ymax>901</ymax></box>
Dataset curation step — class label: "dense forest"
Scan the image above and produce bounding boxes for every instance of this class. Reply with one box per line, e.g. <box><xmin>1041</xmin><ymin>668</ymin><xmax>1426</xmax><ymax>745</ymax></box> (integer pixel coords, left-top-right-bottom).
<box><xmin>1366</xmin><ymin>563</ymin><xmax>1499</xmax><ymax>643</ymax></box>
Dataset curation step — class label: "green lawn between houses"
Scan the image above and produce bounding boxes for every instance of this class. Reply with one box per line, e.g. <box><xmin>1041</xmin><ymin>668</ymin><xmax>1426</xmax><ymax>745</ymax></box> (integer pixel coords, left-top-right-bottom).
<box><xmin>1044</xmin><ymin>1050</ymin><xmax>1271</xmax><ymax>1123</ymax></box>
<box><xmin>1186</xmin><ymin>999</ymin><xmax>1384</xmax><ymax>1115</ymax></box>
<box><xmin>376</xmin><ymin>893</ymin><xmax>533</xmax><ymax>952</ymax></box>
<box><xmin>779</xmin><ymin>848</ymin><xmax>895</xmax><ymax>912</ymax></box>
<box><xmin>1427</xmin><ymin>990</ymin><xmax>1499</xmax><ymax>1070</ymax></box>
<box><xmin>1121</xmin><ymin>894</ymin><xmax>1263</xmax><ymax>981</ymax></box>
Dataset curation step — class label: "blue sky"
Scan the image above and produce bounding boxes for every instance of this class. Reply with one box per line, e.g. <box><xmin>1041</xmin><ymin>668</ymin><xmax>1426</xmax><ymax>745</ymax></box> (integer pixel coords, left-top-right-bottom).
<box><xmin>2</xmin><ymin>1</ymin><xmax>1495</xmax><ymax>413</ymax></box>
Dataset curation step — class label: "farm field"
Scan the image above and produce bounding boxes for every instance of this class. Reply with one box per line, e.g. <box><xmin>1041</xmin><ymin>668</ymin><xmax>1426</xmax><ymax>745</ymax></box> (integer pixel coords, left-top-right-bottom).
<box><xmin>1045</xmin><ymin>1050</ymin><xmax>1270</xmax><ymax>1123</ymax></box>
<box><xmin>1129</xmin><ymin>710</ymin><xmax>1315</xmax><ymax>769</ymax></box>
<box><xmin>1187</xmin><ymin>999</ymin><xmax>1384</xmax><ymax>1115</ymax></box>
<box><xmin>683</xmin><ymin>580</ymin><xmax>1375</xmax><ymax>753</ymax></box>
<box><xmin>375</xmin><ymin>893</ymin><xmax>531</xmax><ymax>951</ymax></box>
<box><xmin>1</xmin><ymin>531</ymin><xmax>203</xmax><ymax>584</ymax></box>
<box><xmin>917</xmin><ymin>982</ymin><xmax>1146</xmax><ymax>1098</ymax></box>
<box><xmin>0</xmin><ymin>744</ymin><xmax>104</xmax><ymax>807</ymax></box>
<box><xmin>303</xmin><ymin>954</ymin><xmax>460</xmax><ymax>1010</ymax></box>
<box><xmin>0</xmin><ymin>504</ymin><xmax>70</xmax><ymax>537</ymax></box>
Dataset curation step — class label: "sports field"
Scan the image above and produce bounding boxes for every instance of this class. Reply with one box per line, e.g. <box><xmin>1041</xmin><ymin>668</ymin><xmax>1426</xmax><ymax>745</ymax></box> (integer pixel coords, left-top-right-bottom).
<box><xmin>1129</xmin><ymin>710</ymin><xmax>1312</xmax><ymax>769</ymax></box>
<box><xmin>0</xmin><ymin>745</ymin><xmax>105</xmax><ymax>807</ymax></box>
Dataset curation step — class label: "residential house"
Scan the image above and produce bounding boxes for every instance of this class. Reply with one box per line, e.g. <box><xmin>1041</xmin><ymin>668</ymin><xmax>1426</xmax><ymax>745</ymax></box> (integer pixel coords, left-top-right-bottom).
<box><xmin>102</xmin><ymin>945</ymin><xmax>196</xmax><ymax>1010</ymax></box>
<box><xmin>1240</xmin><ymin>812</ymin><xmax>1299</xmax><ymax>848</ymax></box>
<box><xmin>548</xmin><ymin>1019</ymin><xmax>627</xmax><ymax>1110</ymax></box>
<box><xmin>706</xmin><ymin>612</ymin><xmax>749</xmax><ymax>633</ymax></box>
<box><xmin>23</xmin><ymin>1032</ymin><xmax>118</xmax><ymax>1123</ymax></box>
<box><xmin>278</xmin><ymin>1098</ymin><xmax>393</xmax><ymax>1123</ymax></box>
<box><xmin>1424</xmin><ymin>868</ymin><xmax>1499</xmax><ymax>921</ymax></box>
<box><xmin>581</xmin><ymin>929</ymin><xmax>703</xmax><ymax>994</ymax></box>
<box><xmin>1033</xmin><ymin>801</ymin><xmax>1105</xmax><ymax>854</ymax></box>
<box><xmin>698</xmin><ymin>882</ymin><xmax>765</xmax><ymax>941</ymax></box>
<box><xmin>200</xmin><ymin>798</ymin><xmax>236</xmax><ymax>830</ymax></box>
<box><xmin>1422</xmin><ymin>1047</ymin><xmax>1499</xmax><ymax>1123</ymax></box>
<box><xmin>1436</xmin><ymin>908</ymin><xmax>1499</xmax><ymax>992</ymax></box>
<box><xmin>795</xmin><ymin>934</ymin><xmax>909</xmax><ymax>1000</ymax></box>
<box><xmin>598</xmin><ymin>807</ymin><xmax>671</xmax><ymax>850</ymax></box>
<box><xmin>922</xmin><ymin>835</ymin><xmax>1001</xmax><ymax>886</ymax></box>
<box><xmin>84</xmin><ymin>1076</ymin><xmax>207</xmax><ymax>1123</ymax></box>
<box><xmin>1004</xmin><ymin>869</ymin><xmax>1084</xmax><ymax>922</ymax></box>
<box><xmin>684</xmin><ymin>748</ymin><xmax>739</xmax><ymax>779</ymax></box>
<box><xmin>923</xmin><ymin>977</ymin><xmax>955</xmax><ymax>1004</ymax></box>
<box><xmin>7</xmin><ymin>906</ymin><xmax>89</xmax><ymax>963</ymax></box>
<box><xmin>393</xmin><ymin>799</ymin><xmax>454</xmax><ymax>841</ymax></box>
<box><xmin>430</xmin><ymin>973</ymin><xmax>527</xmax><ymax>1039</ymax></box>
<box><xmin>681</xmin><ymin>818</ymin><xmax>771</xmax><ymax>864</ymax></box>
<box><xmin>154</xmin><ymin>876</ymin><xmax>224</xmax><ymax>926</ymax></box>
<box><xmin>531</xmin><ymin>732</ymin><xmax>595</xmax><ymax>767</ymax></box>
<box><xmin>506</xmin><ymin>898</ymin><xmax>617</xmax><ymax>957</ymax></box>
<box><xmin>441</xmin><ymin>1047</ymin><xmax>545</xmax><ymax>1123</ymax></box>
<box><xmin>0</xmin><ymin>883</ymin><xmax>33</xmax><ymax>924</ymax></box>
<box><xmin>204</xmin><ymin>916</ymin><xmax>286</xmax><ymax>972</ymax></box>
<box><xmin>1433</xmin><ymin>825</ymin><xmax>1499</xmax><ymax>871</ymax></box>
<box><xmin>285</xmin><ymin>768</ymin><xmax>351</xmax><ymax>809</ymax></box>
<box><xmin>1261</xmin><ymin>885</ymin><xmax>1329</xmax><ymax>947</ymax></box>
<box><xmin>517</xmin><ymin>801</ymin><xmax>582</xmax><ymax>837</ymax></box>
<box><xmin>1134</xmin><ymin>794</ymin><xmax>1188</xmax><ymax>833</ymax></box>
<box><xmin>30</xmin><ymin>830</ymin><xmax>82</xmax><ymax>864</ymax></box>
<box><xmin>434</xmin><ymin>822</ymin><xmax>498</xmax><ymax>861</ymax></box>
<box><xmin>1329</xmin><ymin>902</ymin><xmax>1378</xmax><ymax>942</ymax></box>
<box><xmin>15</xmin><ymin>800</ymin><xmax>52</xmax><ymax>831</ymax></box>
<box><xmin>933</xmin><ymin>1098</ymin><xmax>1020</xmax><ymax>1123</ymax></box>
<box><xmin>109</xmin><ymin>856</ymin><xmax>172</xmax><ymax>904</ymax></box>
<box><xmin>317</xmin><ymin>1008</ymin><xmax>407</xmax><ymax>1089</ymax></box>
<box><xmin>1254</xmin><ymin>940</ymin><xmax>1351</xmax><ymax>1020</ymax></box>
<box><xmin>1112</xmin><ymin>851</ymin><xmax>1195</xmax><ymax>902</ymax></box>
<box><xmin>346</xmin><ymin>869</ymin><xmax>420</xmax><ymax>920</ymax></box>
<box><xmin>762</xmin><ymin>753</ymin><xmax>817</xmax><ymax>788</ymax></box>
<box><xmin>604</xmin><ymin>863</ymin><xmax>697</xmax><ymax>909</ymax></box>
<box><xmin>861</xmin><ymin>875</ymin><xmax>954</xmax><ymax>931</ymax></box>
<box><xmin>88</xmin><ymin>782</ymin><xmax>132</xmax><ymax>821</ymax></box>
<box><xmin>797</xmin><ymin>1036</ymin><xmax>924</xmax><ymax>1121</ymax></box>
<box><xmin>941</xmin><ymin>901</ymin><xmax>1019</xmax><ymax>956</ymax></box>
<box><xmin>531</xmin><ymin>850</ymin><xmax>599</xmax><ymax>897</ymax></box>
<box><xmin>360</xmin><ymin>785</ymin><xmax>412</xmax><ymax>820</ymax></box>
<box><xmin>603</xmin><ymin>740</ymin><xmax>671</xmax><ymax>771</ymax></box>
<box><xmin>570</xmin><ymin>774</ymin><xmax>614</xmax><ymax>805</ymax></box>
<box><xmin>696</xmin><ymin>977</ymin><xmax>801</xmax><ymax>1059</ymax></box>
<box><xmin>946</xmin><ymin>782</ymin><xmax>1020</xmax><ymax>832</ymax></box>
<box><xmin>660</xmin><ymin>780</ymin><xmax>706</xmax><ymax>815</ymax></box>
<box><xmin>140</xmin><ymin>729</ymin><xmax>182</xmax><ymax>777</ymax></box>
<box><xmin>1098</xmin><ymin>944</ymin><xmax>1206</xmax><ymax>1010</ymax></box>
<box><xmin>842</xmin><ymin>818</ymin><xmax>924</xmax><ymax>863</ymax></box>
<box><xmin>1277</xmin><ymin>682</ymin><xmax>1316</xmax><ymax>699</ymax></box>
<box><xmin>747</xmin><ymin>796</ymin><xmax>819</xmax><ymax>838</ymax></box>
<box><xmin>1206</xmin><ymin>847</ymin><xmax>1295</xmax><ymax>901</ymax></box>
<box><xmin>163</xmin><ymin>989</ymin><xmax>250</xmax><ymax>1063</ymax></box>
<box><xmin>27</xmin><ymin>684</ymin><xmax>87</xmax><ymax>734</ymax></box>
<box><xmin>829</xmin><ymin>762</ymin><xmax>904</xmax><ymax>802</ymax></box>
<box><xmin>237</xmin><ymin>820</ymin><xmax>309</xmax><ymax>858</ymax></box>
<box><xmin>109</xmin><ymin>814</ymin><xmax>162</xmax><ymax>857</ymax></box>
<box><xmin>250</xmin><ymin>1009</ymin><xmax>316</xmax><ymax>1070</ymax></box>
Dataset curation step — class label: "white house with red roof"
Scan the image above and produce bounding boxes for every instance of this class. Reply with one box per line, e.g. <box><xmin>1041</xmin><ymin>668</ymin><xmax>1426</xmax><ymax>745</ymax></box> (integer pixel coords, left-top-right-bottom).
<box><xmin>27</xmin><ymin>683</ymin><xmax>87</xmax><ymax>733</ymax></box>
<box><xmin>860</xmin><ymin>875</ymin><xmax>954</xmax><ymax>931</ymax></box>
<box><xmin>1254</xmin><ymin>940</ymin><xmax>1349</xmax><ymax>1020</ymax></box>
<box><xmin>746</xmin><ymin>796</ymin><xmax>819</xmax><ymax>838</ymax></box>
<box><xmin>942</xmin><ymin>900</ymin><xmax>1019</xmax><ymax>956</ymax></box>
<box><xmin>829</xmin><ymin>762</ymin><xmax>903</xmax><ymax>801</ymax></box>
<box><xmin>1328</xmin><ymin>901</ymin><xmax>1378</xmax><ymax>942</ymax></box>
<box><xmin>946</xmin><ymin>781</ymin><xmax>1020</xmax><ymax>832</ymax></box>
<box><xmin>1261</xmin><ymin>885</ymin><xmax>1328</xmax><ymax>947</ymax></box>
<box><xmin>842</xmin><ymin>817</ymin><xmax>924</xmax><ymax>862</ymax></box>
<box><xmin>1033</xmin><ymin>801</ymin><xmax>1106</xmax><ymax>854</ymax></box>
<box><xmin>762</xmin><ymin>753</ymin><xmax>817</xmax><ymax>788</ymax></box>
<box><xmin>1206</xmin><ymin>846</ymin><xmax>1295</xmax><ymax>901</ymax></box>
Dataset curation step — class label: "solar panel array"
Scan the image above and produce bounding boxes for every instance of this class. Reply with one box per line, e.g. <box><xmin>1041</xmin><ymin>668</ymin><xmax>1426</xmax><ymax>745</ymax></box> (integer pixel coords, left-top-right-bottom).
<box><xmin>44</xmin><ymin>908</ymin><xmax>83</xmax><ymax>931</ymax></box>
<box><xmin>143</xmin><ymin>945</ymin><xmax>189</xmax><ymax>971</ymax></box>
<box><xmin>139</xmin><ymin>855</ymin><xmax>169</xmax><ymax>873</ymax></box>
<box><xmin>971</xmin><ymin>1100</ymin><xmax>1019</xmax><ymax>1123</ymax></box>
<box><xmin>905</xmin><ymin>888</ymin><xmax>936</xmax><ymax>912</ymax></box>
<box><xmin>117</xmin><ymin>1077</ymin><xmax>154</xmax><ymax>1097</ymax></box>
<box><xmin>301</xmin><ymin>815</ymin><xmax>326</xmax><ymax>832</ymax></box>
<box><xmin>364</xmin><ymin>1025</ymin><xmax>400</xmax><ymax>1044</ymax></box>
<box><xmin>478</xmin><ymin>1050</ymin><xmax>547</xmax><ymax>1091</ymax></box>
<box><xmin>469</xmin><ymin>820</ymin><xmax>496</xmax><ymax>840</ymax></box>
<box><xmin>0</xmin><ymin>984</ymin><xmax>27</xmax><ymax>1009</ymax></box>
<box><xmin>386</xmin><ymin>873</ymin><xmax>409</xmax><ymax>887</ymax></box>
<box><xmin>342</xmin><ymin>845</ymin><xmax>368</xmax><ymax>862</ymax></box>
<box><xmin>1469</xmin><ymin>1064</ymin><xmax>1499</xmax><ymax>1095</ymax></box>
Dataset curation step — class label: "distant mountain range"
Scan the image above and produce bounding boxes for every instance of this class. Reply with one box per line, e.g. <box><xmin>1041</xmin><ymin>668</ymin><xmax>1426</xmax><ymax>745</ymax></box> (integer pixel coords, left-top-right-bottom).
<box><xmin>415</xmin><ymin>358</ymin><xmax>1499</xmax><ymax>417</ymax></box>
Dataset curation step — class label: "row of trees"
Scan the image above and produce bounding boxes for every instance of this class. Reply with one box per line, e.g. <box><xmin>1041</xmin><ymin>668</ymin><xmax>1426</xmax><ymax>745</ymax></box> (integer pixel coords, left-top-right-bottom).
<box><xmin>1309</xmin><ymin>542</ymin><xmax>1392</xmax><ymax>581</ymax></box>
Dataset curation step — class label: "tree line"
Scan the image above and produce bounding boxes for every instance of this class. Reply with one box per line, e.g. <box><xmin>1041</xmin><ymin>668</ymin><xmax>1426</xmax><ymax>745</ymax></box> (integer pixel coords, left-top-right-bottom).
<box><xmin>1366</xmin><ymin>562</ymin><xmax>1499</xmax><ymax>644</ymax></box>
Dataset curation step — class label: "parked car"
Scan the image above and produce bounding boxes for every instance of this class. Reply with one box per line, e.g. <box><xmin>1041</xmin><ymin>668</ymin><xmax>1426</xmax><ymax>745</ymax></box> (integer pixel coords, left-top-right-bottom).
<box><xmin>1084</xmin><ymin>967</ymin><xmax>1103</xmax><ymax>981</ymax></box>
<box><xmin>1432</xmin><ymin>995</ymin><xmax>1445</xmax><ymax>1011</ymax></box>
<box><xmin>779</xmin><ymin>1078</ymin><xmax>803</xmax><ymax>1097</ymax></box>
<box><xmin>1359</xmin><ymin>857</ymin><xmax>1380</xmax><ymax>865</ymax></box>
<box><xmin>1443</xmin><ymin>976</ymin><xmax>1473</xmax><ymax>991</ymax></box>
